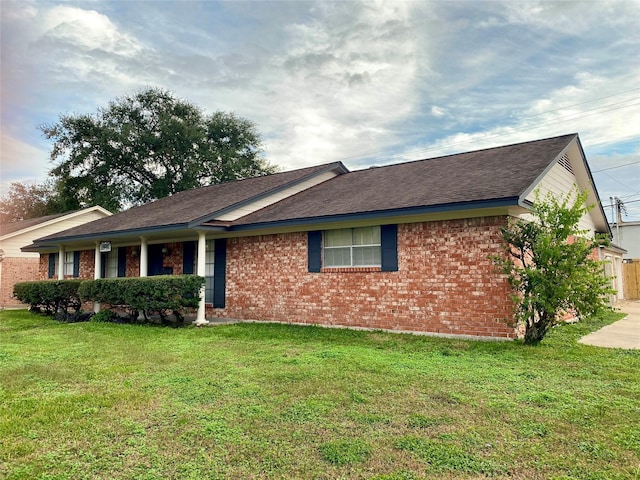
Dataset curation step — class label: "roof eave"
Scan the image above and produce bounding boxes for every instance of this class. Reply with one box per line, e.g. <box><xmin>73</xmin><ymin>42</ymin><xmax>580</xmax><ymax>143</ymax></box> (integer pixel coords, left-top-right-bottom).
<box><xmin>1</xmin><ymin>205</ymin><xmax>112</xmax><ymax>241</ymax></box>
<box><xmin>573</xmin><ymin>136</ymin><xmax>612</xmax><ymax>237</ymax></box>
<box><xmin>29</xmin><ymin>223</ymin><xmax>191</xmax><ymax>248</ymax></box>
<box><xmin>519</xmin><ymin>133</ymin><xmax>578</xmax><ymax>203</ymax></box>
<box><xmin>517</xmin><ymin>134</ymin><xmax>612</xmax><ymax>237</ymax></box>
<box><xmin>187</xmin><ymin>161</ymin><xmax>349</xmax><ymax>228</ymax></box>
<box><xmin>229</xmin><ymin>197</ymin><xmax>521</xmax><ymax>232</ymax></box>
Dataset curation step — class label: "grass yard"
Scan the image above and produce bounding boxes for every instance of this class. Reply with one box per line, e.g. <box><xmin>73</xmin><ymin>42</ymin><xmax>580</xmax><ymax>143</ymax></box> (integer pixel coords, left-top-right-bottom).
<box><xmin>1</xmin><ymin>310</ymin><xmax>639</xmax><ymax>480</ymax></box>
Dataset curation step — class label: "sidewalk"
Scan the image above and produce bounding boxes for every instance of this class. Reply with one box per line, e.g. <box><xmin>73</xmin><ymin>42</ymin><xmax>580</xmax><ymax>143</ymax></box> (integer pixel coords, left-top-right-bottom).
<box><xmin>579</xmin><ymin>300</ymin><xmax>640</xmax><ymax>349</ymax></box>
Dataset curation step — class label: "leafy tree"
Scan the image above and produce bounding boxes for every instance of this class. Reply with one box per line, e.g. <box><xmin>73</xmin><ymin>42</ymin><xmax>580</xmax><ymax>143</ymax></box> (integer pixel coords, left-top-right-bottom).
<box><xmin>493</xmin><ymin>188</ymin><xmax>615</xmax><ymax>345</ymax></box>
<box><xmin>0</xmin><ymin>181</ymin><xmax>62</xmax><ymax>223</ymax></box>
<box><xmin>40</xmin><ymin>87</ymin><xmax>276</xmax><ymax>212</ymax></box>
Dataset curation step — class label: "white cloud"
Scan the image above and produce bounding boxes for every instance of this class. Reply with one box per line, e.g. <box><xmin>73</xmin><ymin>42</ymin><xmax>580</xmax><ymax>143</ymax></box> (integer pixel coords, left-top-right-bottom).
<box><xmin>1</xmin><ymin>0</ymin><xmax>639</xmax><ymax>219</ymax></box>
<box><xmin>38</xmin><ymin>5</ymin><xmax>143</xmax><ymax>56</ymax></box>
<box><xmin>431</xmin><ymin>106</ymin><xmax>446</xmax><ymax>118</ymax></box>
<box><xmin>0</xmin><ymin>132</ymin><xmax>50</xmax><ymax>195</ymax></box>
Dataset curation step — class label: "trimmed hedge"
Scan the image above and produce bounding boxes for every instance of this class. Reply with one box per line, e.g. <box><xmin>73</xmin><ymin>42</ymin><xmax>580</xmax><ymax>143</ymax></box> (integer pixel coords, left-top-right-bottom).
<box><xmin>78</xmin><ymin>275</ymin><xmax>205</xmax><ymax>322</ymax></box>
<box><xmin>13</xmin><ymin>280</ymin><xmax>83</xmax><ymax>316</ymax></box>
<box><xmin>14</xmin><ymin>276</ymin><xmax>205</xmax><ymax>325</ymax></box>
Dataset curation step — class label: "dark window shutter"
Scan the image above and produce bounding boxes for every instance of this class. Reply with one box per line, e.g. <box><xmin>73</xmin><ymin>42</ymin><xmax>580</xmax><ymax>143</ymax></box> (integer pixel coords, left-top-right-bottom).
<box><xmin>183</xmin><ymin>241</ymin><xmax>196</xmax><ymax>274</ymax></box>
<box><xmin>213</xmin><ymin>239</ymin><xmax>226</xmax><ymax>308</ymax></box>
<box><xmin>48</xmin><ymin>253</ymin><xmax>57</xmax><ymax>278</ymax></box>
<box><xmin>73</xmin><ymin>251</ymin><xmax>81</xmax><ymax>278</ymax></box>
<box><xmin>308</xmin><ymin>231</ymin><xmax>322</xmax><ymax>272</ymax></box>
<box><xmin>381</xmin><ymin>224</ymin><xmax>398</xmax><ymax>272</ymax></box>
<box><xmin>101</xmin><ymin>253</ymin><xmax>107</xmax><ymax>279</ymax></box>
<box><xmin>117</xmin><ymin>248</ymin><xmax>127</xmax><ymax>277</ymax></box>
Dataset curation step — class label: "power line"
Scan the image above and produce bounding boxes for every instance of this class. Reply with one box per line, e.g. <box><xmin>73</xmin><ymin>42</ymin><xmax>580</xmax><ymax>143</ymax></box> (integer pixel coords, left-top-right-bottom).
<box><xmin>515</xmin><ymin>88</ymin><xmax>640</xmax><ymax>121</ymax></box>
<box><xmin>341</xmin><ymin>89</ymin><xmax>640</xmax><ymax>165</ymax></box>
<box><xmin>622</xmin><ymin>191</ymin><xmax>640</xmax><ymax>201</ymax></box>
<box><xmin>602</xmin><ymin>198</ymin><xmax>640</xmax><ymax>207</ymax></box>
<box><xmin>592</xmin><ymin>161</ymin><xmax>640</xmax><ymax>173</ymax></box>
<box><xmin>597</xmin><ymin>170</ymin><xmax>640</xmax><ymax>195</ymax></box>
<box><xmin>387</xmin><ymin>100</ymin><xmax>640</xmax><ymax>164</ymax></box>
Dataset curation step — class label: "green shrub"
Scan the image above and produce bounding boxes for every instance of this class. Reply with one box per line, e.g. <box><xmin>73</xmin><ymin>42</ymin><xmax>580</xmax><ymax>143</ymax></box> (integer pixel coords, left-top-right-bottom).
<box><xmin>13</xmin><ymin>280</ymin><xmax>83</xmax><ymax>316</ymax></box>
<box><xmin>79</xmin><ymin>275</ymin><xmax>205</xmax><ymax>322</ymax></box>
<box><xmin>90</xmin><ymin>310</ymin><xmax>120</xmax><ymax>323</ymax></box>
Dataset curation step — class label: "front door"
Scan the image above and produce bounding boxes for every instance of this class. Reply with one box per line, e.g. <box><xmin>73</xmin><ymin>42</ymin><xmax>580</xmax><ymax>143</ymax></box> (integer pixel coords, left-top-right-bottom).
<box><xmin>148</xmin><ymin>244</ymin><xmax>164</xmax><ymax>276</ymax></box>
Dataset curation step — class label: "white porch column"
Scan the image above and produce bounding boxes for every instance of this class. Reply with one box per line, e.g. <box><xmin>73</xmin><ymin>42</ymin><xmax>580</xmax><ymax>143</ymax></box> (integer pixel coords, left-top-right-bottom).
<box><xmin>195</xmin><ymin>231</ymin><xmax>208</xmax><ymax>325</ymax></box>
<box><xmin>57</xmin><ymin>245</ymin><xmax>65</xmax><ymax>280</ymax></box>
<box><xmin>93</xmin><ymin>242</ymin><xmax>102</xmax><ymax>313</ymax></box>
<box><xmin>94</xmin><ymin>242</ymin><xmax>102</xmax><ymax>279</ymax></box>
<box><xmin>139</xmin><ymin>236</ymin><xmax>148</xmax><ymax>277</ymax></box>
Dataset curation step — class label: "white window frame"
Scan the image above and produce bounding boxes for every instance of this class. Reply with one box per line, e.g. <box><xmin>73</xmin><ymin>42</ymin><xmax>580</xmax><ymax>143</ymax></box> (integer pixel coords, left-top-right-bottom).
<box><xmin>323</xmin><ymin>226</ymin><xmax>381</xmax><ymax>267</ymax></box>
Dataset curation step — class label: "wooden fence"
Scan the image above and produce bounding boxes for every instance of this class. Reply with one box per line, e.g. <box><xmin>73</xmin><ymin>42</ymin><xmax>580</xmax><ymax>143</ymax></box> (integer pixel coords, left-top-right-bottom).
<box><xmin>623</xmin><ymin>259</ymin><xmax>640</xmax><ymax>300</ymax></box>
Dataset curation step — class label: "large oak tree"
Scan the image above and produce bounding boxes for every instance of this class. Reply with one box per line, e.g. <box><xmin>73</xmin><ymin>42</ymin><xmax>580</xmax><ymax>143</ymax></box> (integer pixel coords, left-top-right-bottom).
<box><xmin>40</xmin><ymin>87</ymin><xmax>276</xmax><ymax>212</ymax></box>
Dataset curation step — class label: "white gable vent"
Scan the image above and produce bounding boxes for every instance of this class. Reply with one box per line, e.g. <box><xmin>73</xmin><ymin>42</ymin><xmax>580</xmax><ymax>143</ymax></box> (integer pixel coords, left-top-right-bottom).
<box><xmin>558</xmin><ymin>153</ymin><xmax>574</xmax><ymax>175</ymax></box>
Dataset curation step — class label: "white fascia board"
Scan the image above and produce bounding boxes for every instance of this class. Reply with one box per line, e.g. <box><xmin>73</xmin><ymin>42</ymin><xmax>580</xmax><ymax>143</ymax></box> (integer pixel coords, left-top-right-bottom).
<box><xmin>216</xmin><ymin>170</ymin><xmax>341</xmax><ymax>222</ymax></box>
<box><xmin>0</xmin><ymin>206</ymin><xmax>112</xmax><ymax>242</ymax></box>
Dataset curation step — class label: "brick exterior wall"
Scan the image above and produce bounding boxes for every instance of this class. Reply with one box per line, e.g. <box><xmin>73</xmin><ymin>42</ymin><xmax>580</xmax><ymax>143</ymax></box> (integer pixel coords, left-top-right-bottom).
<box><xmin>31</xmin><ymin>218</ymin><xmax>516</xmax><ymax>337</ymax></box>
<box><xmin>0</xmin><ymin>257</ymin><xmax>40</xmax><ymax>307</ymax></box>
<box><xmin>162</xmin><ymin>243</ymin><xmax>185</xmax><ymax>275</ymax></box>
<box><xmin>208</xmin><ymin>216</ymin><xmax>516</xmax><ymax>338</ymax></box>
<box><xmin>39</xmin><ymin>255</ymin><xmax>49</xmax><ymax>280</ymax></box>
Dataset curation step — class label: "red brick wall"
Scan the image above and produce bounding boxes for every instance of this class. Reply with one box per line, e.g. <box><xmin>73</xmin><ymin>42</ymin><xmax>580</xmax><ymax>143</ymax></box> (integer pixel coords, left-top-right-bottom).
<box><xmin>1</xmin><ymin>257</ymin><xmax>40</xmax><ymax>307</ymax></box>
<box><xmin>208</xmin><ymin>216</ymin><xmax>516</xmax><ymax>338</ymax></box>
<box><xmin>27</xmin><ymin>219</ymin><xmax>516</xmax><ymax>337</ymax></box>
<box><xmin>38</xmin><ymin>255</ymin><xmax>49</xmax><ymax>280</ymax></box>
<box><xmin>79</xmin><ymin>250</ymin><xmax>94</xmax><ymax>278</ymax></box>
<box><xmin>161</xmin><ymin>242</ymin><xmax>185</xmax><ymax>275</ymax></box>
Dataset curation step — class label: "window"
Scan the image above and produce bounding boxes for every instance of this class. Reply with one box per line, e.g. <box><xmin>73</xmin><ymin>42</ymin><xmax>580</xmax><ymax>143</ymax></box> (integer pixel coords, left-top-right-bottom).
<box><xmin>63</xmin><ymin>252</ymin><xmax>75</xmax><ymax>276</ymax></box>
<box><xmin>323</xmin><ymin>226</ymin><xmax>381</xmax><ymax>267</ymax></box>
<box><xmin>308</xmin><ymin>225</ymin><xmax>397</xmax><ymax>272</ymax></box>
<box><xmin>205</xmin><ymin>239</ymin><xmax>215</xmax><ymax>303</ymax></box>
<box><xmin>101</xmin><ymin>247</ymin><xmax>126</xmax><ymax>278</ymax></box>
<box><xmin>104</xmin><ymin>249</ymin><xmax>118</xmax><ymax>278</ymax></box>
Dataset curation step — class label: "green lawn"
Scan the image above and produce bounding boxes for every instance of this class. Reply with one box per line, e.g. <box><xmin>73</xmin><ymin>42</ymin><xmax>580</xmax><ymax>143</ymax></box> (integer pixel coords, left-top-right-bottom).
<box><xmin>1</xmin><ymin>310</ymin><xmax>638</xmax><ymax>480</ymax></box>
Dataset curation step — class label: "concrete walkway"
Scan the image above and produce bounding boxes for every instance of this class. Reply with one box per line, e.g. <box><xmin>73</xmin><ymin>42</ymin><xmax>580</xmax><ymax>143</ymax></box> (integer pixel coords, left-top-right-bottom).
<box><xmin>579</xmin><ymin>300</ymin><xmax>640</xmax><ymax>349</ymax></box>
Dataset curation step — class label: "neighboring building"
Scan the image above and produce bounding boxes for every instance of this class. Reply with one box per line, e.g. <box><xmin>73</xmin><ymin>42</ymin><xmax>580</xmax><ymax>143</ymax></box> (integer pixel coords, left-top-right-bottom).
<box><xmin>611</xmin><ymin>221</ymin><xmax>640</xmax><ymax>300</ymax></box>
<box><xmin>611</xmin><ymin>221</ymin><xmax>640</xmax><ymax>259</ymax></box>
<box><xmin>25</xmin><ymin>134</ymin><xmax>618</xmax><ymax>338</ymax></box>
<box><xmin>0</xmin><ymin>207</ymin><xmax>112</xmax><ymax>308</ymax></box>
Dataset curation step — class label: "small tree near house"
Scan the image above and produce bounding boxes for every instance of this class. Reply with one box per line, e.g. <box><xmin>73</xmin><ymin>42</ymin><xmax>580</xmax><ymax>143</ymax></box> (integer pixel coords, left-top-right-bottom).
<box><xmin>493</xmin><ymin>188</ymin><xmax>615</xmax><ymax>345</ymax></box>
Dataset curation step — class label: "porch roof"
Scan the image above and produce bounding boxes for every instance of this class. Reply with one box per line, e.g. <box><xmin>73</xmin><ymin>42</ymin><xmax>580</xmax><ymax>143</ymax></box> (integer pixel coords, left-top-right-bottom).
<box><xmin>30</xmin><ymin>162</ymin><xmax>346</xmax><ymax>244</ymax></box>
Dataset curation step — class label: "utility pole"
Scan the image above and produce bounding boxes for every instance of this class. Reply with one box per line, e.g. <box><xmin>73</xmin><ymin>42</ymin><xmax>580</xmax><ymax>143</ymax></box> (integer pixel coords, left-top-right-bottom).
<box><xmin>614</xmin><ymin>197</ymin><xmax>627</xmax><ymax>244</ymax></box>
<box><xmin>610</xmin><ymin>196</ymin><xmax>615</xmax><ymax>226</ymax></box>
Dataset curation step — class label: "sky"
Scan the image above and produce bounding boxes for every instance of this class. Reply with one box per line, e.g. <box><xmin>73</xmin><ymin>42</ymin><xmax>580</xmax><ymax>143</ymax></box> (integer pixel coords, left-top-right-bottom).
<box><xmin>1</xmin><ymin>0</ymin><xmax>639</xmax><ymax>221</ymax></box>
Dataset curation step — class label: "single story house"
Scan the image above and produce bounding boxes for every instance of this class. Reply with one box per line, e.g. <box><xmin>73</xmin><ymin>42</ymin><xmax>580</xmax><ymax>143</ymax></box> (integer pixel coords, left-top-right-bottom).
<box><xmin>24</xmin><ymin>133</ymin><xmax>621</xmax><ymax>338</ymax></box>
<box><xmin>1</xmin><ymin>206</ymin><xmax>111</xmax><ymax>308</ymax></box>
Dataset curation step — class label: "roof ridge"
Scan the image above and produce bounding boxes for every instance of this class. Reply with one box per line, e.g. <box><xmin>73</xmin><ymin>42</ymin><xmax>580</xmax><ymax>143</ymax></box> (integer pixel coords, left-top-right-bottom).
<box><xmin>147</xmin><ymin>161</ymin><xmax>346</xmax><ymax>201</ymax></box>
<box><xmin>349</xmin><ymin>133</ymin><xmax>578</xmax><ymax>173</ymax></box>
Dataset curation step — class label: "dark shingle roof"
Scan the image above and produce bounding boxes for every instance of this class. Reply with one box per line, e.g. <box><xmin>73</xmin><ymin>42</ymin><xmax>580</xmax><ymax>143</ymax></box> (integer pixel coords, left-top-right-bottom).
<box><xmin>37</xmin><ymin>162</ymin><xmax>344</xmax><ymax>241</ymax></box>
<box><xmin>1</xmin><ymin>211</ymin><xmax>73</xmax><ymax>236</ymax></box>
<box><xmin>233</xmin><ymin>133</ymin><xmax>576</xmax><ymax>226</ymax></box>
<box><xmin>30</xmin><ymin>134</ymin><xmax>579</xmax><ymax>244</ymax></box>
